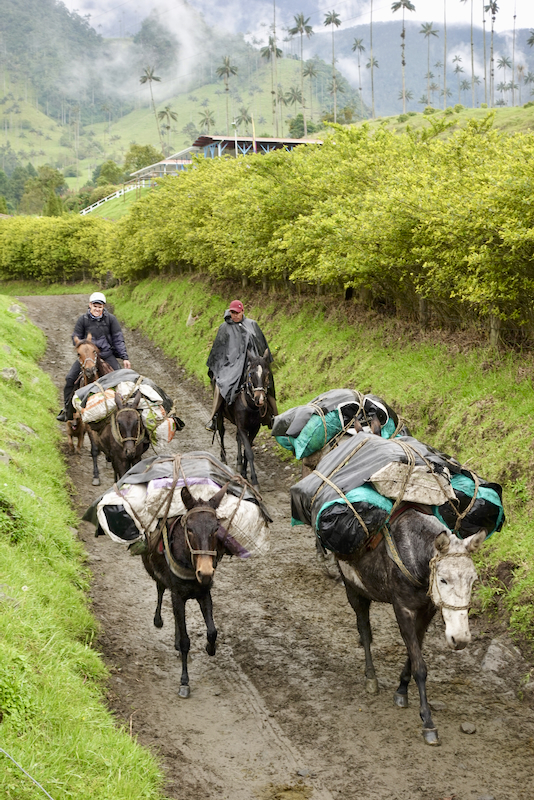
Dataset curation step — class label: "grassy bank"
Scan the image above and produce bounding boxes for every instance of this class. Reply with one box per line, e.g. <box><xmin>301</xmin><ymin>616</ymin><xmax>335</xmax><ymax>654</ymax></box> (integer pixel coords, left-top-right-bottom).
<box><xmin>0</xmin><ymin>295</ymin><xmax>165</xmax><ymax>799</ymax></box>
<box><xmin>107</xmin><ymin>275</ymin><xmax>534</xmax><ymax>646</ymax></box>
<box><xmin>0</xmin><ymin>280</ymin><xmax>96</xmax><ymax>296</ymax></box>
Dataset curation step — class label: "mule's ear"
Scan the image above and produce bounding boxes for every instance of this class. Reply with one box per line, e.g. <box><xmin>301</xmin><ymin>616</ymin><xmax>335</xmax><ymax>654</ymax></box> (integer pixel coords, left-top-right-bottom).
<box><xmin>115</xmin><ymin>391</ymin><xmax>124</xmax><ymax>410</ymax></box>
<box><xmin>369</xmin><ymin>416</ymin><xmax>382</xmax><ymax>436</ymax></box>
<box><xmin>181</xmin><ymin>486</ymin><xmax>196</xmax><ymax>510</ymax></box>
<box><xmin>434</xmin><ymin>531</ymin><xmax>450</xmax><ymax>555</ymax></box>
<box><xmin>73</xmin><ymin>336</ymin><xmax>81</xmax><ymax>346</ymax></box>
<box><xmin>263</xmin><ymin>348</ymin><xmax>269</xmax><ymax>360</ymax></box>
<box><xmin>87</xmin><ymin>333</ymin><xmax>92</xmax><ymax>342</ymax></box>
<box><xmin>209</xmin><ymin>482</ymin><xmax>229</xmax><ymax>510</ymax></box>
<box><xmin>465</xmin><ymin>529</ymin><xmax>487</xmax><ymax>553</ymax></box>
<box><xmin>131</xmin><ymin>391</ymin><xmax>142</xmax><ymax>409</ymax></box>
<box><xmin>247</xmin><ymin>348</ymin><xmax>255</xmax><ymax>362</ymax></box>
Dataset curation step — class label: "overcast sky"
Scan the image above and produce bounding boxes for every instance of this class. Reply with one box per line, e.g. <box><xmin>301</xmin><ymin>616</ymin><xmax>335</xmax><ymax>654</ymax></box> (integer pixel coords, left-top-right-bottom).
<box><xmin>64</xmin><ymin>0</ymin><xmax>534</xmax><ymax>38</ymax></box>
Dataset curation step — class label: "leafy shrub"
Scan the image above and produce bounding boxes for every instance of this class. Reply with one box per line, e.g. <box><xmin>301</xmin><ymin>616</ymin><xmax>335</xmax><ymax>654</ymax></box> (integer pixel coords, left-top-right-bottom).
<box><xmin>397</xmin><ymin>113</ymin><xmax>409</xmax><ymax>122</ymax></box>
<box><xmin>454</xmin><ymin>104</ymin><xmax>464</xmax><ymax>112</ymax></box>
<box><xmin>423</xmin><ymin>106</ymin><xmax>436</xmax><ymax>115</ymax></box>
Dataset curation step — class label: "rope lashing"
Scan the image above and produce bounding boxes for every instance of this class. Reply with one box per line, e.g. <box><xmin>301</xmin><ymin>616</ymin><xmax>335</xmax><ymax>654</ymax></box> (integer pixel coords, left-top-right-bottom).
<box><xmin>428</xmin><ymin>551</ymin><xmax>475</xmax><ymax>610</ymax></box>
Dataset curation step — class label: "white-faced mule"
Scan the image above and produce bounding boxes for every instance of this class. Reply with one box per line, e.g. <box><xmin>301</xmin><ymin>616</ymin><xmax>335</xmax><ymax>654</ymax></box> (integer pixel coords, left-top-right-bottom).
<box><xmin>335</xmin><ymin>504</ymin><xmax>486</xmax><ymax>746</ymax></box>
<box><xmin>141</xmin><ymin>484</ymin><xmax>239</xmax><ymax>698</ymax></box>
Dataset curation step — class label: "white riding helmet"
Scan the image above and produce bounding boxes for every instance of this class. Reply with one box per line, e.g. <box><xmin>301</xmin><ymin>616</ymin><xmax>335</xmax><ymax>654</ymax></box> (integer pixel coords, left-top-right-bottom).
<box><xmin>89</xmin><ymin>292</ymin><xmax>106</xmax><ymax>304</ymax></box>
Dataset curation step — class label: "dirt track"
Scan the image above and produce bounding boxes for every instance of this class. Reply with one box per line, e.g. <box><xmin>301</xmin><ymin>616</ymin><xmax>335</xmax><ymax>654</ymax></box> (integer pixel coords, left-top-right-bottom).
<box><xmin>22</xmin><ymin>294</ymin><xmax>534</xmax><ymax>800</ymax></box>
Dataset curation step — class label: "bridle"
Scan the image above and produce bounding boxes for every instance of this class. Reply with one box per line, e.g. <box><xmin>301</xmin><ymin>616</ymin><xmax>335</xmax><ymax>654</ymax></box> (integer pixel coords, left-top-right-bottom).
<box><xmin>77</xmin><ymin>345</ymin><xmax>99</xmax><ymax>380</ymax></box>
<box><xmin>182</xmin><ymin>506</ymin><xmax>219</xmax><ymax>564</ymax></box>
<box><xmin>244</xmin><ymin>363</ymin><xmax>270</xmax><ymax>417</ymax></box>
<box><xmin>110</xmin><ymin>407</ymin><xmax>145</xmax><ymax>448</ymax></box>
<box><xmin>428</xmin><ymin>551</ymin><xmax>476</xmax><ymax>611</ymax></box>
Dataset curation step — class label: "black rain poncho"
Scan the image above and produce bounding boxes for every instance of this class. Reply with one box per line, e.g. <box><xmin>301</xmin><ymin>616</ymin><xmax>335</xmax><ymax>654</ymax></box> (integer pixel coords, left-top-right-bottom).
<box><xmin>206</xmin><ymin>310</ymin><xmax>274</xmax><ymax>404</ymax></box>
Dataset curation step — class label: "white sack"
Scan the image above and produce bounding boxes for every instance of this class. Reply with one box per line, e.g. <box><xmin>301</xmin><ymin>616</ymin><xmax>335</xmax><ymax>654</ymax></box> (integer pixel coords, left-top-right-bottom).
<box><xmin>370</xmin><ymin>462</ymin><xmax>456</xmax><ymax>506</ymax></box>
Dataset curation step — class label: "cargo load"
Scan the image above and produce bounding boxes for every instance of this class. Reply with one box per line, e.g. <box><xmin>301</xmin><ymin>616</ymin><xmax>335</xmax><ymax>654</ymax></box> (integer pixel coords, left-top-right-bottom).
<box><xmin>83</xmin><ymin>451</ymin><xmax>272</xmax><ymax>557</ymax></box>
<box><xmin>272</xmin><ymin>389</ymin><xmax>407</xmax><ymax>460</ymax></box>
<box><xmin>290</xmin><ymin>432</ymin><xmax>504</xmax><ymax>554</ymax></box>
<box><xmin>72</xmin><ymin>368</ymin><xmax>181</xmax><ymax>445</ymax></box>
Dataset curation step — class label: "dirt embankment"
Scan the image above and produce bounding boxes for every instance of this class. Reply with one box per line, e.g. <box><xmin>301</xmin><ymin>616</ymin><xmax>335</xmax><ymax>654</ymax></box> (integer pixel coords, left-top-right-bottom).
<box><xmin>21</xmin><ymin>294</ymin><xmax>534</xmax><ymax>800</ymax></box>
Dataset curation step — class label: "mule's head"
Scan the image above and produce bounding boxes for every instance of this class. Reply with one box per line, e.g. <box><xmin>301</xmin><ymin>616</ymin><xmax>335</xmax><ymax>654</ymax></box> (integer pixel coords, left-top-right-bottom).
<box><xmin>114</xmin><ymin>391</ymin><xmax>143</xmax><ymax>461</ymax></box>
<box><xmin>74</xmin><ymin>333</ymin><xmax>100</xmax><ymax>382</ymax></box>
<box><xmin>245</xmin><ymin>348</ymin><xmax>271</xmax><ymax>411</ymax></box>
<box><xmin>430</xmin><ymin>529</ymin><xmax>486</xmax><ymax>651</ymax></box>
<box><xmin>181</xmin><ymin>484</ymin><xmax>227</xmax><ymax>585</ymax></box>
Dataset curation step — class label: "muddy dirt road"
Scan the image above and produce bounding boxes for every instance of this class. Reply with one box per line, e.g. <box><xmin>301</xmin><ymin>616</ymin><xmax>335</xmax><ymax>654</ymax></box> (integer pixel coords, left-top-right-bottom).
<box><xmin>21</xmin><ymin>294</ymin><xmax>534</xmax><ymax>800</ymax></box>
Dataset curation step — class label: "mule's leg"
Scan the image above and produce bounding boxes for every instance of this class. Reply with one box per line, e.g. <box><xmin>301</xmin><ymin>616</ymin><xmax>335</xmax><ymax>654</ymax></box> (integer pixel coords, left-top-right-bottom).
<box><xmin>153</xmin><ymin>582</ymin><xmax>165</xmax><ymax>629</ymax></box>
<box><xmin>198</xmin><ymin>590</ymin><xmax>217</xmax><ymax>656</ymax></box>
<box><xmin>236</xmin><ymin>430</ymin><xmax>243</xmax><ymax>473</ymax></box>
<box><xmin>238</xmin><ymin>425</ymin><xmax>259</xmax><ymax>485</ymax></box>
<box><xmin>87</xmin><ymin>429</ymin><xmax>100</xmax><ymax>486</ymax></box>
<box><xmin>170</xmin><ymin>590</ymin><xmax>191</xmax><ymax>699</ymax></box>
<box><xmin>217</xmin><ymin>416</ymin><xmax>227</xmax><ymax>465</ymax></box>
<box><xmin>344</xmin><ymin>582</ymin><xmax>378</xmax><ymax>694</ymax></box>
<box><xmin>393</xmin><ymin>602</ymin><xmax>439</xmax><ymax>746</ymax></box>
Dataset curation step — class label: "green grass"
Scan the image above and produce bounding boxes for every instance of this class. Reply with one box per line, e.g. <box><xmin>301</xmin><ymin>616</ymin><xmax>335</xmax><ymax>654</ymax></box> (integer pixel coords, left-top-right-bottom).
<box><xmin>0</xmin><ymin>294</ymin><xmax>166</xmax><ymax>799</ymax></box>
<box><xmin>107</xmin><ymin>275</ymin><xmax>534</xmax><ymax>646</ymax></box>
<box><xmin>85</xmin><ymin>186</ymin><xmax>153</xmax><ymax>219</ymax></box>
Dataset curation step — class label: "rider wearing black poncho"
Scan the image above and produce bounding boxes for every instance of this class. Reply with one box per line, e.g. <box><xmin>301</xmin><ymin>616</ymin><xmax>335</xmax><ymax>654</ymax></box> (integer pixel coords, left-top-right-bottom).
<box><xmin>205</xmin><ymin>299</ymin><xmax>277</xmax><ymax>431</ymax></box>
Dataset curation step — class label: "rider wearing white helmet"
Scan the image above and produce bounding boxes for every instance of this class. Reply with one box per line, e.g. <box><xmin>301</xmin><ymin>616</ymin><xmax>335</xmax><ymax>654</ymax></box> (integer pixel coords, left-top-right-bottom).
<box><xmin>56</xmin><ymin>292</ymin><xmax>131</xmax><ymax>421</ymax></box>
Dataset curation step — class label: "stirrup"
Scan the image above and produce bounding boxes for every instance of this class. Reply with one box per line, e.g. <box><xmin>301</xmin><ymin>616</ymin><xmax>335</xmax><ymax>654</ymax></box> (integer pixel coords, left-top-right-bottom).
<box><xmin>205</xmin><ymin>417</ymin><xmax>216</xmax><ymax>432</ymax></box>
<box><xmin>56</xmin><ymin>409</ymin><xmax>67</xmax><ymax>422</ymax></box>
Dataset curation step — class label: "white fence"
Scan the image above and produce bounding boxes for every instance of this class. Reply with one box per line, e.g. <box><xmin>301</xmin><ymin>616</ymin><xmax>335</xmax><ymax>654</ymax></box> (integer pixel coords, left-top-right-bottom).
<box><xmin>79</xmin><ymin>182</ymin><xmax>149</xmax><ymax>216</ymax></box>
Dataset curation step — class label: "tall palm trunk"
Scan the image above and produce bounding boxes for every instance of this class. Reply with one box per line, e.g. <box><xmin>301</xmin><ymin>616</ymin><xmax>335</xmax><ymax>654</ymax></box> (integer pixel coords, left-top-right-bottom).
<box><xmin>300</xmin><ymin>32</ymin><xmax>307</xmax><ymax>135</ymax></box>
<box><xmin>149</xmin><ymin>83</ymin><xmax>165</xmax><ymax>153</ymax></box>
<box><xmin>512</xmin><ymin>7</ymin><xmax>516</xmax><ymax>106</ymax></box>
<box><xmin>273</xmin><ymin>0</ymin><xmax>279</xmax><ymax>136</ymax></box>
<box><xmin>331</xmin><ymin>27</ymin><xmax>337</xmax><ymax>123</ymax></box>
<box><xmin>443</xmin><ymin>0</ymin><xmax>447</xmax><ymax>109</ymax></box>
<box><xmin>470</xmin><ymin>0</ymin><xmax>475</xmax><ymax>107</ymax></box>
<box><xmin>370</xmin><ymin>0</ymin><xmax>375</xmax><ymax>119</ymax></box>
<box><xmin>490</xmin><ymin>13</ymin><xmax>495</xmax><ymax>107</ymax></box>
<box><xmin>482</xmin><ymin>0</ymin><xmax>487</xmax><ymax>104</ymax></box>
<box><xmin>401</xmin><ymin>10</ymin><xmax>407</xmax><ymax>113</ymax></box>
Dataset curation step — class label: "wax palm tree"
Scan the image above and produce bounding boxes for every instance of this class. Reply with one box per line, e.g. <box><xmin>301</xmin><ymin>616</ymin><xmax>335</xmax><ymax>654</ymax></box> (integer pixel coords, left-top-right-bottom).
<box><xmin>199</xmin><ymin>108</ymin><xmax>215</xmax><ymax>133</ymax></box>
<box><xmin>140</xmin><ymin>67</ymin><xmax>165</xmax><ymax>153</ymax></box>
<box><xmin>157</xmin><ymin>105</ymin><xmax>178</xmax><ymax>154</ymax></box>
<box><xmin>516</xmin><ymin>64</ymin><xmax>525</xmax><ymax>104</ymax></box>
<box><xmin>324</xmin><ymin>11</ymin><xmax>342</xmax><ymax>122</ymax></box>
<box><xmin>286</xmin><ymin>85</ymin><xmax>303</xmax><ymax>112</ymax></box>
<box><xmin>430</xmin><ymin>81</ymin><xmax>440</xmax><ymax>104</ymax></box>
<box><xmin>235</xmin><ymin>106</ymin><xmax>252</xmax><ymax>134</ymax></box>
<box><xmin>460</xmin><ymin>78</ymin><xmax>471</xmax><ymax>103</ymax></box>
<box><xmin>482</xmin><ymin>1</ymin><xmax>488</xmax><ymax>103</ymax></box>
<box><xmin>392</xmin><ymin>0</ymin><xmax>416</xmax><ymax>114</ymax></box>
<box><xmin>496</xmin><ymin>81</ymin><xmax>506</xmax><ymax>105</ymax></box>
<box><xmin>303</xmin><ymin>60</ymin><xmax>318</xmax><ymax>123</ymax></box>
<box><xmin>366</xmin><ymin>56</ymin><xmax>379</xmax><ymax>118</ymax></box>
<box><xmin>277</xmin><ymin>87</ymin><xmax>288</xmax><ymax>136</ymax></box>
<box><xmin>460</xmin><ymin>0</ymin><xmax>475</xmax><ymax>106</ymax></box>
<box><xmin>216</xmin><ymin>56</ymin><xmax>238</xmax><ymax>134</ymax></box>
<box><xmin>352</xmin><ymin>38</ymin><xmax>366</xmax><ymax>110</ymax></box>
<box><xmin>398</xmin><ymin>89</ymin><xmax>413</xmax><ymax>107</ymax></box>
<box><xmin>528</xmin><ymin>29</ymin><xmax>534</xmax><ymax>48</ymax></box>
<box><xmin>369</xmin><ymin>0</ymin><xmax>376</xmax><ymax>119</ymax></box>
<box><xmin>497</xmin><ymin>56</ymin><xmax>511</xmax><ymax>94</ymax></box>
<box><xmin>473</xmin><ymin>74</ymin><xmax>481</xmax><ymax>104</ymax></box>
<box><xmin>453</xmin><ymin>55</ymin><xmax>464</xmax><ymax>102</ymax></box>
<box><xmin>484</xmin><ymin>2</ymin><xmax>499</xmax><ymax>107</ymax></box>
<box><xmin>419</xmin><ymin>23</ymin><xmax>438</xmax><ymax>105</ymax></box>
<box><xmin>289</xmin><ymin>13</ymin><xmax>314</xmax><ymax>135</ymax></box>
<box><xmin>443</xmin><ymin>0</ymin><xmax>448</xmax><ymax>108</ymax></box>
<box><xmin>261</xmin><ymin>36</ymin><xmax>282</xmax><ymax>135</ymax></box>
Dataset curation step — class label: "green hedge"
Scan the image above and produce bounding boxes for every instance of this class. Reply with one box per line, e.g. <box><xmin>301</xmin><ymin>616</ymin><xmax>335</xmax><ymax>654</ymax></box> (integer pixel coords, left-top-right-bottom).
<box><xmin>3</xmin><ymin>116</ymin><xmax>534</xmax><ymax>328</ymax></box>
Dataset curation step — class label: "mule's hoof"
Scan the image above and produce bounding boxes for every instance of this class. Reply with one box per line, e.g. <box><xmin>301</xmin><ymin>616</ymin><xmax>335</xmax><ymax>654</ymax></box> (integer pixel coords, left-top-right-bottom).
<box><xmin>206</xmin><ymin>642</ymin><xmax>217</xmax><ymax>657</ymax></box>
<box><xmin>394</xmin><ymin>692</ymin><xmax>409</xmax><ymax>708</ymax></box>
<box><xmin>365</xmin><ymin>678</ymin><xmax>379</xmax><ymax>695</ymax></box>
<box><xmin>422</xmin><ymin>728</ymin><xmax>440</xmax><ymax>746</ymax></box>
<box><xmin>92</xmin><ymin>478</ymin><xmax>100</xmax><ymax>486</ymax></box>
<box><xmin>179</xmin><ymin>685</ymin><xmax>190</xmax><ymax>699</ymax></box>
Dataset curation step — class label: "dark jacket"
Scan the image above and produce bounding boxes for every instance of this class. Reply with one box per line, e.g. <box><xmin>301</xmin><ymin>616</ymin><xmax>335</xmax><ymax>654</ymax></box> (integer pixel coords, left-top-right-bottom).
<box><xmin>72</xmin><ymin>310</ymin><xmax>128</xmax><ymax>361</ymax></box>
<box><xmin>206</xmin><ymin>310</ymin><xmax>273</xmax><ymax>404</ymax></box>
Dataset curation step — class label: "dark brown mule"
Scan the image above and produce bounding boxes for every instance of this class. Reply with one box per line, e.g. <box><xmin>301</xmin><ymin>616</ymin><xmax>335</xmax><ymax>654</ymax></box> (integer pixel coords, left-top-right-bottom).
<box><xmin>217</xmin><ymin>349</ymin><xmax>272</xmax><ymax>486</ymax></box>
<box><xmin>73</xmin><ymin>333</ymin><xmax>114</xmax><ymax>485</ymax></box>
<box><xmin>88</xmin><ymin>391</ymin><xmax>150</xmax><ymax>484</ymax></box>
<box><xmin>335</xmin><ymin>505</ymin><xmax>486</xmax><ymax>745</ymax></box>
<box><xmin>142</xmin><ymin>484</ymin><xmax>233</xmax><ymax>698</ymax></box>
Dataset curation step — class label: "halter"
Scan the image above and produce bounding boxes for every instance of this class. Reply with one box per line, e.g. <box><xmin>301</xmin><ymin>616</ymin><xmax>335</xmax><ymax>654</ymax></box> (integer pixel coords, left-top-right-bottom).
<box><xmin>428</xmin><ymin>551</ymin><xmax>475</xmax><ymax>611</ymax></box>
<box><xmin>181</xmin><ymin>506</ymin><xmax>219</xmax><ymax>565</ymax></box>
<box><xmin>110</xmin><ymin>407</ymin><xmax>145</xmax><ymax>447</ymax></box>
<box><xmin>244</xmin><ymin>366</ymin><xmax>270</xmax><ymax>417</ymax></box>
